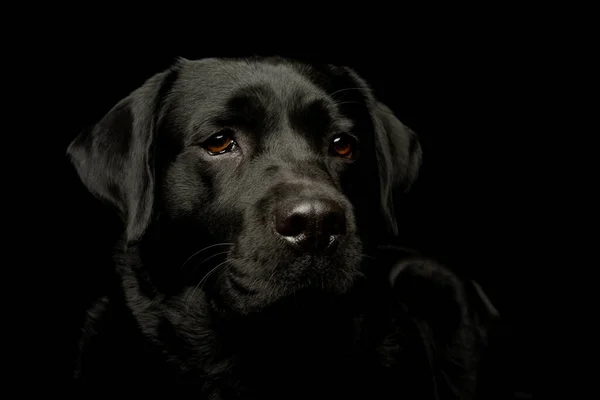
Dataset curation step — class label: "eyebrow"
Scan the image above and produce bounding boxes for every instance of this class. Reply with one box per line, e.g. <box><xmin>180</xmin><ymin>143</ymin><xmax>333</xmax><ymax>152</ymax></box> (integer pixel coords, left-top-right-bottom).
<box><xmin>190</xmin><ymin>89</ymin><xmax>269</xmax><ymax>135</ymax></box>
<box><xmin>189</xmin><ymin>84</ymin><xmax>357</xmax><ymax>143</ymax></box>
<box><xmin>290</xmin><ymin>98</ymin><xmax>355</xmax><ymax>135</ymax></box>
<box><xmin>217</xmin><ymin>85</ymin><xmax>276</xmax><ymax>127</ymax></box>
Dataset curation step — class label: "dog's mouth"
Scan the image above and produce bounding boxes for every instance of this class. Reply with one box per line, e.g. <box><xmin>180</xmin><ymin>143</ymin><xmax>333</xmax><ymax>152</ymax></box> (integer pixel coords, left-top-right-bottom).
<box><xmin>183</xmin><ymin>193</ymin><xmax>365</xmax><ymax>316</ymax></box>
<box><xmin>206</xmin><ymin>244</ymin><xmax>364</xmax><ymax>316</ymax></box>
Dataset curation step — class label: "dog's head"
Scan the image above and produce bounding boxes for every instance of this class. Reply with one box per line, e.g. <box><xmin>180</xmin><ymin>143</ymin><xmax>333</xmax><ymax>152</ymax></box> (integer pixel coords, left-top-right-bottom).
<box><xmin>67</xmin><ymin>57</ymin><xmax>422</xmax><ymax>316</ymax></box>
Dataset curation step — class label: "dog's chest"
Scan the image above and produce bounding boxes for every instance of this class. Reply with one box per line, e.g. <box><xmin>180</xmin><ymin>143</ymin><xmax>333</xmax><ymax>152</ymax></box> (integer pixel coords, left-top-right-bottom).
<box><xmin>204</xmin><ymin>323</ymin><xmax>366</xmax><ymax>399</ymax></box>
<box><xmin>213</xmin><ymin>355</ymin><xmax>363</xmax><ymax>400</ymax></box>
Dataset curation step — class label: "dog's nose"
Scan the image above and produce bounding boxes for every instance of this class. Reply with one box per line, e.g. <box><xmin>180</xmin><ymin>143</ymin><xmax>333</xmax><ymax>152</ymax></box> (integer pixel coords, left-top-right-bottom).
<box><xmin>274</xmin><ymin>198</ymin><xmax>346</xmax><ymax>252</ymax></box>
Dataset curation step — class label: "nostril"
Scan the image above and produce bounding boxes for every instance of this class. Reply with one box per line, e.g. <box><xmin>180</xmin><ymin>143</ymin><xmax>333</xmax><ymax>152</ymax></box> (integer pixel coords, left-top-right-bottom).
<box><xmin>274</xmin><ymin>198</ymin><xmax>347</xmax><ymax>253</ymax></box>
<box><xmin>321</xmin><ymin>209</ymin><xmax>346</xmax><ymax>236</ymax></box>
<box><xmin>275</xmin><ymin>209</ymin><xmax>309</xmax><ymax>237</ymax></box>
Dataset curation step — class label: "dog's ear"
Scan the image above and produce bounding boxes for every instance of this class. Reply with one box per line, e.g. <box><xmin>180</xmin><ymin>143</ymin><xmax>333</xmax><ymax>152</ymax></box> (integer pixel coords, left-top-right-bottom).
<box><xmin>372</xmin><ymin>102</ymin><xmax>423</xmax><ymax>236</ymax></box>
<box><xmin>66</xmin><ymin>69</ymin><xmax>175</xmax><ymax>244</ymax></box>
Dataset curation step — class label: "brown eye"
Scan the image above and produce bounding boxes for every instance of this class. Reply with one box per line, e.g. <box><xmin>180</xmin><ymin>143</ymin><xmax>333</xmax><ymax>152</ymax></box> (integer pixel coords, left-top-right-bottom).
<box><xmin>330</xmin><ymin>134</ymin><xmax>355</xmax><ymax>158</ymax></box>
<box><xmin>203</xmin><ymin>130</ymin><xmax>237</xmax><ymax>155</ymax></box>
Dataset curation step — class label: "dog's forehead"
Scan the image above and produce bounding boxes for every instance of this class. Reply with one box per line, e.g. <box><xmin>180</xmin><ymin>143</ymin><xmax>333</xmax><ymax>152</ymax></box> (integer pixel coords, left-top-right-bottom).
<box><xmin>169</xmin><ymin>59</ymin><xmax>367</xmax><ymax>134</ymax></box>
<box><xmin>176</xmin><ymin>58</ymin><xmax>331</xmax><ymax>101</ymax></box>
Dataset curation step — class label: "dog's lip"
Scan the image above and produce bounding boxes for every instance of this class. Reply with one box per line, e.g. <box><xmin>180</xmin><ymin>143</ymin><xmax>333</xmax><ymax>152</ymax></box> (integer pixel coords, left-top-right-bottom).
<box><xmin>226</xmin><ymin>273</ymin><xmax>259</xmax><ymax>295</ymax></box>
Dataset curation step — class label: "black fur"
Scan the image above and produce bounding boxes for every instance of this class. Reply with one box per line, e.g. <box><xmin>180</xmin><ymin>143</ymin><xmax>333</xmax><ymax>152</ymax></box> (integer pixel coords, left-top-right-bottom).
<box><xmin>68</xmin><ymin>57</ymin><xmax>497</xmax><ymax>399</ymax></box>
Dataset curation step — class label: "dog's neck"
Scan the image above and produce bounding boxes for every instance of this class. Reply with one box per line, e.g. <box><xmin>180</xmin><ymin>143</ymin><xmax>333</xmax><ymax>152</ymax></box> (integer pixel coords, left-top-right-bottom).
<box><xmin>110</xmin><ymin>241</ymin><xmax>372</xmax><ymax>395</ymax></box>
<box><xmin>199</xmin><ymin>293</ymin><xmax>365</xmax><ymax>398</ymax></box>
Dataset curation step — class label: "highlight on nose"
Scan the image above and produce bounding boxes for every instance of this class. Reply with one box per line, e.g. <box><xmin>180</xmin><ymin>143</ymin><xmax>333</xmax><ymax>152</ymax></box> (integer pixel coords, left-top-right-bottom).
<box><xmin>274</xmin><ymin>198</ymin><xmax>347</xmax><ymax>253</ymax></box>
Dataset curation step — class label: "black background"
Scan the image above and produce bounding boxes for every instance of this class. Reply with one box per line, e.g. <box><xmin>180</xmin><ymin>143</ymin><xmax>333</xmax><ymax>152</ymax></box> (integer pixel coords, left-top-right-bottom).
<box><xmin>33</xmin><ymin>22</ymin><xmax>531</xmax><ymax>395</ymax></box>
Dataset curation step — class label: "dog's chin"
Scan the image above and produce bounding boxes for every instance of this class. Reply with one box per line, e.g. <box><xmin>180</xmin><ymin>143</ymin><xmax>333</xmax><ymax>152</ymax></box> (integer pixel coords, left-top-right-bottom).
<box><xmin>213</xmin><ymin>255</ymin><xmax>363</xmax><ymax>318</ymax></box>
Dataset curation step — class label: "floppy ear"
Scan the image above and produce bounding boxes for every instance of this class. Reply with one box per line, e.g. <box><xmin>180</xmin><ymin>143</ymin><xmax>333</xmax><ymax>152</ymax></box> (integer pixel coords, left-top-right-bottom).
<box><xmin>66</xmin><ymin>70</ymin><xmax>173</xmax><ymax>244</ymax></box>
<box><xmin>373</xmin><ymin>102</ymin><xmax>423</xmax><ymax>236</ymax></box>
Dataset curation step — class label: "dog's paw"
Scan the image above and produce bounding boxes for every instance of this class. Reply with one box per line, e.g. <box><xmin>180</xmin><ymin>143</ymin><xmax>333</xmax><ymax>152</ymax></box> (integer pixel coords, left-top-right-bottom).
<box><xmin>381</xmin><ymin>256</ymin><xmax>501</xmax><ymax>399</ymax></box>
<box><xmin>389</xmin><ymin>257</ymin><xmax>499</xmax><ymax>335</ymax></box>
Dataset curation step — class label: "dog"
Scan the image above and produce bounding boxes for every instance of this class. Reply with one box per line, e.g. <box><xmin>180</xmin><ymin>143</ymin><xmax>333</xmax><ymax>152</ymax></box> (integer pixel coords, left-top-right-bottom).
<box><xmin>67</xmin><ymin>56</ymin><xmax>499</xmax><ymax>398</ymax></box>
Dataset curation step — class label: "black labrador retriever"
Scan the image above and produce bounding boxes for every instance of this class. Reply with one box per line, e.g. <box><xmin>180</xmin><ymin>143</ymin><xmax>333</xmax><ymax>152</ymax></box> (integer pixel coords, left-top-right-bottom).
<box><xmin>67</xmin><ymin>56</ymin><xmax>498</xmax><ymax>398</ymax></box>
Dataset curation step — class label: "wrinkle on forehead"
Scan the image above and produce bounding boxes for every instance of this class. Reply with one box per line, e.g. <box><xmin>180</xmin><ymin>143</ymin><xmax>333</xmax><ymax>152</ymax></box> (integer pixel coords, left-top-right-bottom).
<box><xmin>170</xmin><ymin>59</ymin><xmax>358</xmax><ymax>147</ymax></box>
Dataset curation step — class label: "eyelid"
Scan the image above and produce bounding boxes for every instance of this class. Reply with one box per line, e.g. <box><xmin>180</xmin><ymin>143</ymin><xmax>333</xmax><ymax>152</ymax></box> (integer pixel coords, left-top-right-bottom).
<box><xmin>331</xmin><ymin>131</ymin><xmax>359</xmax><ymax>143</ymax></box>
<box><xmin>210</xmin><ymin>127</ymin><xmax>236</xmax><ymax>138</ymax></box>
<box><xmin>190</xmin><ymin>127</ymin><xmax>235</xmax><ymax>146</ymax></box>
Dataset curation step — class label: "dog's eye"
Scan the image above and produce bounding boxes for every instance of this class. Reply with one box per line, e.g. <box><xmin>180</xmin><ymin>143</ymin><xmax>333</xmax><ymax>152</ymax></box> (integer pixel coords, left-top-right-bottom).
<box><xmin>202</xmin><ymin>130</ymin><xmax>237</xmax><ymax>155</ymax></box>
<box><xmin>330</xmin><ymin>134</ymin><xmax>355</xmax><ymax>159</ymax></box>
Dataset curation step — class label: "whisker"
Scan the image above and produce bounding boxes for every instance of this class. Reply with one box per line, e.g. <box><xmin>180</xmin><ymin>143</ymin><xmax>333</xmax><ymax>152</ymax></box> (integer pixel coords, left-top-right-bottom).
<box><xmin>265</xmin><ymin>269</ymin><xmax>279</xmax><ymax>300</ymax></box>
<box><xmin>185</xmin><ymin>260</ymin><xmax>230</xmax><ymax>308</ymax></box>
<box><xmin>329</xmin><ymin>87</ymin><xmax>370</xmax><ymax>98</ymax></box>
<box><xmin>179</xmin><ymin>243</ymin><xmax>234</xmax><ymax>271</ymax></box>
<box><xmin>190</xmin><ymin>251</ymin><xmax>231</xmax><ymax>273</ymax></box>
<box><xmin>334</xmin><ymin>100</ymin><xmax>365</xmax><ymax>107</ymax></box>
<box><xmin>213</xmin><ymin>262</ymin><xmax>235</xmax><ymax>288</ymax></box>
